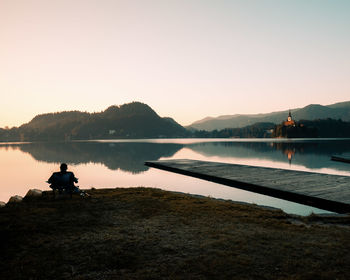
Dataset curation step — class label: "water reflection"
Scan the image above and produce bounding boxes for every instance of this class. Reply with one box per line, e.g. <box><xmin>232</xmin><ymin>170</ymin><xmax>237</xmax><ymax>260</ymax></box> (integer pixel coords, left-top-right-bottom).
<box><xmin>187</xmin><ymin>140</ymin><xmax>350</xmax><ymax>171</ymax></box>
<box><xmin>1</xmin><ymin>139</ymin><xmax>350</xmax><ymax>215</ymax></box>
<box><xmin>4</xmin><ymin>142</ymin><xmax>183</xmax><ymax>173</ymax></box>
<box><xmin>2</xmin><ymin>139</ymin><xmax>350</xmax><ymax>173</ymax></box>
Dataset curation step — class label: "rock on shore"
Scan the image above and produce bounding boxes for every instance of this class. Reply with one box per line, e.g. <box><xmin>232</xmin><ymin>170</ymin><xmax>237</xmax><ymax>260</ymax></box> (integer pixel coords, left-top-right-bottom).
<box><xmin>8</xmin><ymin>195</ymin><xmax>23</xmax><ymax>203</ymax></box>
<box><xmin>25</xmin><ymin>189</ymin><xmax>43</xmax><ymax>197</ymax></box>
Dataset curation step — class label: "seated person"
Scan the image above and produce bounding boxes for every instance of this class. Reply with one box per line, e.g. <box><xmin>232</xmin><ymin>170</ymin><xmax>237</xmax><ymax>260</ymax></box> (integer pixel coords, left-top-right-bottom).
<box><xmin>48</xmin><ymin>163</ymin><xmax>87</xmax><ymax>196</ymax></box>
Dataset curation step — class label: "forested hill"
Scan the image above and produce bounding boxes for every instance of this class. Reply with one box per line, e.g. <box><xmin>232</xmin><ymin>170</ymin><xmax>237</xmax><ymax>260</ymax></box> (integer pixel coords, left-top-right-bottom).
<box><xmin>188</xmin><ymin>101</ymin><xmax>350</xmax><ymax>130</ymax></box>
<box><xmin>0</xmin><ymin>102</ymin><xmax>189</xmax><ymax>141</ymax></box>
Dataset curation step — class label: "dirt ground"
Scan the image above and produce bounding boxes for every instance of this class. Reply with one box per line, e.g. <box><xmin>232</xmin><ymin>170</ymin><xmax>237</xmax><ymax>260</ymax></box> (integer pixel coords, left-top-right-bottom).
<box><xmin>1</xmin><ymin>187</ymin><xmax>350</xmax><ymax>280</ymax></box>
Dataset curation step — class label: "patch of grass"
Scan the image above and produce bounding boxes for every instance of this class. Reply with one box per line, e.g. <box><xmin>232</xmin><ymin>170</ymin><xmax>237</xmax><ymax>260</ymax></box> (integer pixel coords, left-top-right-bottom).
<box><xmin>1</xmin><ymin>187</ymin><xmax>350</xmax><ymax>279</ymax></box>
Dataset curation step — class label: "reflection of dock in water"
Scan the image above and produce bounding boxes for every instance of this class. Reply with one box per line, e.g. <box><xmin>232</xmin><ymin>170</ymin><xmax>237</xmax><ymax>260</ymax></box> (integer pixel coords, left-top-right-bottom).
<box><xmin>331</xmin><ymin>156</ymin><xmax>350</xmax><ymax>164</ymax></box>
<box><xmin>145</xmin><ymin>159</ymin><xmax>350</xmax><ymax>214</ymax></box>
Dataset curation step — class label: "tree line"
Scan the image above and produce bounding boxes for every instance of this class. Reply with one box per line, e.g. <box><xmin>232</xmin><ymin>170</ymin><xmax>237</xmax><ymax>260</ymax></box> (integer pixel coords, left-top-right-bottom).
<box><xmin>1</xmin><ymin>109</ymin><xmax>350</xmax><ymax>142</ymax></box>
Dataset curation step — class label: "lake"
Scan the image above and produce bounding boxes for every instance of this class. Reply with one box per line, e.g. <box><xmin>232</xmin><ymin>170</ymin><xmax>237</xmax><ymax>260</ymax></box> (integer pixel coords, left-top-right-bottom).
<box><xmin>1</xmin><ymin>138</ymin><xmax>350</xmax><ymax>215</ymax></box>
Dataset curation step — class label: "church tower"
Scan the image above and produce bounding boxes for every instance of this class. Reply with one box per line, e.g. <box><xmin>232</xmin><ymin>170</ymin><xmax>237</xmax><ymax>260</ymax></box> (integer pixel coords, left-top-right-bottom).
<box><xmin>283</xmin><ymin>110</ymin><xmax>295</xmax><ymax>126</ymax></box>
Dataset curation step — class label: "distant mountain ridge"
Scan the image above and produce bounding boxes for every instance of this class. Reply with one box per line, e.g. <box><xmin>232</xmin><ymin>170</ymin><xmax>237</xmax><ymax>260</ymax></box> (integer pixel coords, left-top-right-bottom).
<box><xmin>1</xmin><ymin>100</ymin><xmax>350</xmax><ymax>142</ymax></box>
<box><xmin>188</xmin><ymin>101</ymin><xmax>350</xmax><ymax>131</ymax></box>
<box><xmin>0</xmin><ymin>102</ymin><xmax>189</xmax><ymax>141</ymax></box>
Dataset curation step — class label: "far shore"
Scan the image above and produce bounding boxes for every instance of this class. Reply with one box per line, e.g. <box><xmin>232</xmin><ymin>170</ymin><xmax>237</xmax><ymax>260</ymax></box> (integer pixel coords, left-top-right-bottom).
<box><xmin>1</xmin><ymin>187</ymin><xmax>350</xmax><ymax>279</ymax></box>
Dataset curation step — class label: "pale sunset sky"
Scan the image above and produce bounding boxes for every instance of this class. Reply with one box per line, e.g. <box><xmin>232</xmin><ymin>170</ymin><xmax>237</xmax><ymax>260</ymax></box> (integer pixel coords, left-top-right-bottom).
<box><xmin>1</xmin><ymin>0</ymin><xmax>349</xmax><ymax>128</ymax></box>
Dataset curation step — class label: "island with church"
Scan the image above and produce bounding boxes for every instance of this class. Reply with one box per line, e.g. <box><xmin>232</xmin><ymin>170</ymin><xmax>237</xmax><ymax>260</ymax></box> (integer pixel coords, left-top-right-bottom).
<box><xmin>273</xmin><ymin>111</ymin><xmax>321</xmax><ymax>138</ymax></box>
<box><xmin>272</xmin><ymin>111</ymin><xmax>350</xmax><ymax>138</ymax></box>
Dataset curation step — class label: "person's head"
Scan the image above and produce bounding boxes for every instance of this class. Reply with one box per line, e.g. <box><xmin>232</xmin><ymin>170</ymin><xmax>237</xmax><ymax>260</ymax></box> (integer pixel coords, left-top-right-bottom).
<box><xmin>60</xmin><ymin>163</ymin><xmax>68</xmax><ymax>172</ymax></box>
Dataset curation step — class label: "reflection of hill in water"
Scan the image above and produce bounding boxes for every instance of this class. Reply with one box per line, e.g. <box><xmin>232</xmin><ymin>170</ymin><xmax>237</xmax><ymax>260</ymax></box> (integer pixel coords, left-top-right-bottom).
<box><xmin>17</xmin><ymin>142</ymin><xmax>183</xmax><ymax>173</ymax></box>
<box><xmin>188</xmin><ymin>140</ymin><xmax>350</xmax><ymax>171</ymax></box>
<box><xmin>4</xmin><ymin>140</ymin><xmax>350</xmax><ymax>173</ymax></box>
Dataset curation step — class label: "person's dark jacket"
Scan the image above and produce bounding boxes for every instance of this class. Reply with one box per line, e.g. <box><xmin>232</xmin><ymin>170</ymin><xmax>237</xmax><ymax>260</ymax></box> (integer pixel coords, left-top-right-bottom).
<box><xmin>48</xmin><ymin>171</ymin><xmax>78</xmax><ymax>189</ymax></box>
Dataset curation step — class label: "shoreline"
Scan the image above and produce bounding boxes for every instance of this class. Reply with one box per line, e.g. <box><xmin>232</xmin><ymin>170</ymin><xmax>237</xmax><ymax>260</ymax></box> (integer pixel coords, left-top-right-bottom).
<box><xmin>1</xmin><ymin>186</ymin><xmax>341</xmax><ymax>217</ymax></box>
<box><xmin>2</xmin><ymin>137</ymin><xmax>350</xmax><ymax>144</ymax></box>
<box><xmin>0</xmin><ymin>185</ymin><xmax>344</xmax><ymax>217</ymax></box>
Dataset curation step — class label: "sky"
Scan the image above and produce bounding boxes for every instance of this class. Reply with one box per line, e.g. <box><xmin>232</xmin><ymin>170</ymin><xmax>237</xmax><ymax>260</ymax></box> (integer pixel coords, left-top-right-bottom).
<box><xmin>1</xmin><ymin>0</ymin><xmax>350</xmax><ymax>128</ymax></box>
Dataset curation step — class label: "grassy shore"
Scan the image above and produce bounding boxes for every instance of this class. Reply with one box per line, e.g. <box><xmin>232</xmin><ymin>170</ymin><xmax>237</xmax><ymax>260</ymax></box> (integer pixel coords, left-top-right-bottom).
<box><xmin>1</xmin><ymin>187</ymin><xmax>350</xmax><ymax>280</ymax></box>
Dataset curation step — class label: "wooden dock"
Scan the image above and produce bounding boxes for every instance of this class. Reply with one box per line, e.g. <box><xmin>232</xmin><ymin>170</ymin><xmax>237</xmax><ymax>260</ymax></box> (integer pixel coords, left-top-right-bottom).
<box><xmin>145</xmin><ymin>159</ymin><xmax>350</xmax><ymax>214</ymax></box>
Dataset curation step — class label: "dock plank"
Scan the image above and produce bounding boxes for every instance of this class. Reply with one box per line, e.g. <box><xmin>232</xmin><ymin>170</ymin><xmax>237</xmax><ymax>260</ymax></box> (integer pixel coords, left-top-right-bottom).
<box><xmin>145</xmin><ymin>159</ymin><xmax>350</xmax><ymax>213</ymax></box>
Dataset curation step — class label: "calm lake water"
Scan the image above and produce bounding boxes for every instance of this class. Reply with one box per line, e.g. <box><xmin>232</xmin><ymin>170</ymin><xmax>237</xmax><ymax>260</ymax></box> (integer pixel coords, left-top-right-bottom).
<box><xmin>1</xmin><ymin>138</ymin><xmax>350</xmax><ymax>215</ymax></box>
